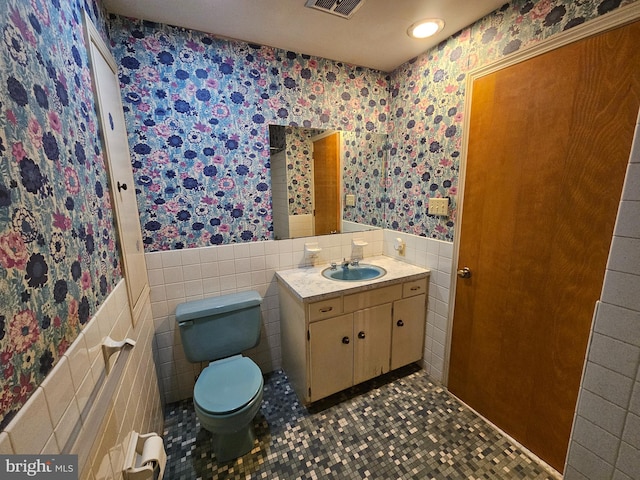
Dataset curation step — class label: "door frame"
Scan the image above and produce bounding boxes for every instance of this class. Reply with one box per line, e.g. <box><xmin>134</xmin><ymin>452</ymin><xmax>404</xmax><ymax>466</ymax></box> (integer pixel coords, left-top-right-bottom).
<box><xmin>444</xmin><ymin>2</ymin><xmax>640</xmax><ymax>384</ymax></box>
<box><xmin>83</xmin><ymin>12</ymin><xmax>150</xmax><ymax>325</ymax></box>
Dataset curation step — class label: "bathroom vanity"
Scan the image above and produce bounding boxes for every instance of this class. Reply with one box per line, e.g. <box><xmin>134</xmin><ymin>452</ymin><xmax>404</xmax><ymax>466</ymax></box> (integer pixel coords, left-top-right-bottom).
<box><xmin>276</xmin><ymin>256</ymin><xmax>430</xmax><ymax>404</ymax></box>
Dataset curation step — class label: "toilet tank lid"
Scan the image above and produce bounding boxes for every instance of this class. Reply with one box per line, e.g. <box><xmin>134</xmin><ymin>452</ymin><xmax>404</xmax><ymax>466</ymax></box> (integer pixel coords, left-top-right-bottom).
<box><xmin>176</xmin><ymin>291</ymin><xmax>262</xmax><ymax>323</ymax></box>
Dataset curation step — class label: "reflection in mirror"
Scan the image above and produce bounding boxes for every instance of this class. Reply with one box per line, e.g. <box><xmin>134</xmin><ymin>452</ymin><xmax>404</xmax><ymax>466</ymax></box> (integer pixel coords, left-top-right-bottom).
<box><xmin>269</xmin><ymin>125</ymin><xmax>388</xmax><ymax>239</ymax></box>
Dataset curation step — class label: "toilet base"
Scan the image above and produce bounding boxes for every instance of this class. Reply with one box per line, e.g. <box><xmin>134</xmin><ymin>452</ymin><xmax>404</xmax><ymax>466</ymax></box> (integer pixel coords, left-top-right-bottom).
<box><xmin>214</xmin><ymin>424</ymin><xmax>256</xmax><ymax>462</ymax></box>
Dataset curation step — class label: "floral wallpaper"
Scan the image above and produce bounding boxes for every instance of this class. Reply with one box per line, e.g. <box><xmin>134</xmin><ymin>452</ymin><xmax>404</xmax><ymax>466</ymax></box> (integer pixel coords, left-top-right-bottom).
<box><xmin>284</xmin><ymin>127</ymin><xmax>315</xmax><ymax>216</ymax></box>
<box><xmin>387</xmin><ymin>0</ymin><xmax>637</xmax><ymax>240</ymax></box>
<box><xmin>108</xmin><ymin>15</ymin><xmax>390</xmax><ymax>251</ymax></box>
<box><xmin>342</xmin><ymin>130</ymin><xmax>388</xmax><ymax>228</ymax></box>
<box><xmin>0</xmin><ymin>0</ymin><xmax>120</xmax><ymax>428</ymax></box>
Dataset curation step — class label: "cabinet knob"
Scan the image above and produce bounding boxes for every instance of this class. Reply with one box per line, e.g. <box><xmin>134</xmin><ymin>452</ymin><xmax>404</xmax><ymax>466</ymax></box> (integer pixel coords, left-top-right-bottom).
<box><xmin>342</xmin><ymin>336</ymin><xmax>350</xmax><ymax>344</ymax></box>
<box><xmin>358</xmin><ymin>331</ymin><xmax>366</xmax><ymax>339</ymax></box>
<box><xmin>397</xmin><ymin>320</ymin><xmax>404</xmax><ymax>327</ymax></box>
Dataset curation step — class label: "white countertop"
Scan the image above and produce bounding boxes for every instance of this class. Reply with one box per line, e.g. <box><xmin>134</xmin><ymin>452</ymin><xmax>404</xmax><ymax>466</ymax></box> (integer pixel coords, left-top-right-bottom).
<box><xmin>276</xmin><ymin>255</ymin><xmax>430</xmax><ymax>302</ymax></box>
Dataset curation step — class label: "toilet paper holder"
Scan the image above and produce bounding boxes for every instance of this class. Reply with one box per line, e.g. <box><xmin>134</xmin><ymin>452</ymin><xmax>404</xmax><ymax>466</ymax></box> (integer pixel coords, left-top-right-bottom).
<box><xmin>123</xmin><ymin>431</ymin><xmax>167</xmax><ymax>480</ymax></box>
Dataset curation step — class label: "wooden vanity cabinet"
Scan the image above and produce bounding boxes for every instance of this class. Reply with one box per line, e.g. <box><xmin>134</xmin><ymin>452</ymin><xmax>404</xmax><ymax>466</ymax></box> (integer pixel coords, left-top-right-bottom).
<box><xmin>279</xmin><ymin>275</ymin><xmax>428</xmax><ymax>404</ymax></box>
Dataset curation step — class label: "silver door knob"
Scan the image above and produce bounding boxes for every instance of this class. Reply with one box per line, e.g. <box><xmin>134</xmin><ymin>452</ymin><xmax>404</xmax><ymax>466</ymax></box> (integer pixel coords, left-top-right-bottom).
<box><xmin>457</xmin><ymin>267</ymin><xmax>472</xmax><ymax>278</ymax></box>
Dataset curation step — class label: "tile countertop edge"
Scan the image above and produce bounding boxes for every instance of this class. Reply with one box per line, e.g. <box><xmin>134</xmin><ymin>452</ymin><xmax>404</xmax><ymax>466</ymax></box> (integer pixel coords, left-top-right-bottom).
<box><xmin>275</xmin><ymin>255</ymin><xmax>431</xmax><ymax>303</ymax></box>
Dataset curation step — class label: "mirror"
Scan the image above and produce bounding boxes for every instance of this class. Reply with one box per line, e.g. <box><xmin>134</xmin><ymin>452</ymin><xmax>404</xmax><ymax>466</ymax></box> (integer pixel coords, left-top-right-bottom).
<box><xmin>269</xmin><ymin>125</ymin><xmax>388</xmax><ymax>240</ymax></box>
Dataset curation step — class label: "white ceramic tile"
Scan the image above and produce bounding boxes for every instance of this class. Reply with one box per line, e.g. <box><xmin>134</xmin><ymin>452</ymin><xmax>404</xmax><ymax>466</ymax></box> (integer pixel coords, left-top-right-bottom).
<box><xmin>144</xmin><ymin>252</ymin><xmax>163</xmax><ymax>270</ymax></box>
<box><xmin>161</xmin><ymin>250</ymin><xmax>182</xmax><ymax>268</ymax></box>
<box><xmin>6</xmin><ymin>388</ymin><xmax>54</xmax><ymax>454</ymax></box>
<box><xmin>236</xmin><ymin>273</ymin><xmax>252</xmax><ymax>288</ymax></box>
<box><xmin>149</xmin><ymin>285</ymin><xmax>167</xmax><ymax>303</ymax></box>
<box><xmin>235</xmin><ymin>257</ymin><xmax>252</xmax><ymax>273</ymax></box>
<box><xmin>54</xmin><ymin>397</ymin><xmax>81</xmax><ymax>452</ymax></box>
<box><xmin>182</xmin><ymin>263</ymin><xmax>202</xmax><ymax>281</ymax></box>
<box><xmin>181</xmin><ymin>248</ymin><xmax>201</xmax><ymax>266</ymax></box>
<box><xmin>218</xmin><ymin>259</ymin><xmax>236</xmax><ymax>276</ymax></box>
<box><xmin>616</xmin><ymin>442</ymin><xmax>640</xmax><ymax>478</ymax></box>
<box><xmin>219</xmin><ymin>275</ymin><xmax>237</xmax><ymax>291</ymax></box>
<box><xmin>577</xmin><ymin>388</ymin><xmax>626</xmax><ymax>436</ymax></box>
<box><xmin>628</xmin><ymin>126</ymin><xmax>640</xmax><ymax>163</ymax></box>
<box><xmin>216</xmin><ymin>244</ymin><xmax>235</xmax><ymax>261</ymax></box>
<box><xmin>233</xmin><ymin>242</ymin><xmax>251</xmax><ymax>259</ymax></box>
<box><xmin>41</xmin><ymin>433</ymin><xmax>60</xmax><ymax>454</ymax></box>
<box><xmin>263</xmin><ymin>240</ymin><xmax>280</xmax><ymax>255</ymax></box>
<box><xmin>622</xmin><ymin>412</ymin><xmax>640</xmax><ymax>448</ymax></box>
<box><xmin>608</xmin><ymin>236</ymin><xmax>640</xmax><ymax>275</ymax></box>
<box><xmin>602</xmin><ymin>270</ymin><xmax>640</xmax><ymax>313</ymax></box>
<box><xmin>64</xmin><ymin>333</ymin><xmax>91</xmax><ymax>391</ymax></box>
<box><xmin>582</xmin><ymin>362</ymin><xmax>633</xmax><ymax>408</ymax></box>
<box><xmin>563</xmin><ymin>466</ymin><xmax>591</xmax><ymax>480</ymax></box>
<box><xmin>162</xmin><ymin>265</ymin><xmax>184</xmax><ymax>283</ymax></box>
<box><xmin>41</xmin><ymin>356</ymin><xmax>75</xmax><ymax>427</ymax></box>
<box><xmin>146</xmin><ymin>268</ymin><xmax>165</xmax><ymax>286</ymax></box>
<box><xmin>437</xmin><ymin>255</ymin><xmax>453</xmax><ymax>274</ymax></box>
<box><xmin>201</xmin><ymin>261</ymin><xmax>219</xmax><ymax>278</ymax></box>
<box><xmin>589</xmin><ymin>333</ymin><xmax>640</xmax><ymax>378</ymax></box>
<box><xmin>572</xmin><ymin>415</ymin><xmax>620</xmax><ymax>463</ymax></box>
<box><xmin>439</xmin><ymin>241</ymin><xmax>454</xmax><ymax>259</ymax></box>
<box><xmin>565</xmin><ymin>441</ymin><xmax>613</xmax><ymax>479</ymax></box>
<box><xmin>594</xmin><ymin>302</ymin><xmax>640</xmax><ymax>346</ymax></box>
<box><xmin>612</xmin><ymin>468</ymin><xmax>634</xmax><ymax>480</ymax></box>
<box><xmin>0</xmin><ymin>432</ymin><xmax>14</xmax><ymax>454</ymax></box>
<box><xmin>614</xmin><ymin>201</ymin><xmax>640</xmax><ymax>239</ymax></box>
<box><xmin>622</xmin><ymin>163</ymin><xmax>640</xmax><ymax>201</ymax></box>
<box><xmin>631</xmin><ymin>381</ymin><xmax>640</xmax><ymax>415</ymax></box>
<box><xmin>199</xmin><ymin>245</ymin><xmax>218</xmax><ymax>262</ymax></box>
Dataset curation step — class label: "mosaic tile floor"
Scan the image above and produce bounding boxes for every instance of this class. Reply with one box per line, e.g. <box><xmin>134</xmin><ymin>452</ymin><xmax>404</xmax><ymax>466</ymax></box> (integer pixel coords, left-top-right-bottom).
<box><xmin>162</xmin><ymin>366</ymin><xmax>559</xmax><ymax>479</ymax></box>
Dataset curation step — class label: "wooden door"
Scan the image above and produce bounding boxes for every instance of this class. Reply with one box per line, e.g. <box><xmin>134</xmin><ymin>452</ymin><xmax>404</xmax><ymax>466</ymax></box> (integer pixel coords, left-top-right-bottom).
<box><xmin>313</xmin><ymin>133</ymin><xmax>341</xmax><ymax>235</ymax></box>
<box><xmin>391</xmin><ymin>294</ymin><xmax>426</xmax><ymax>370</ymax></box>
<box><xmin>449</xmin><ymin>22</ymin><xmax>640</xmax><ymax>471</ymax></box>
<box><xmin>309</xmin><ymin>313</ymin><xmax>353</xmax><ymax>401</ymax></box>
<box><xmin>84</xmin><ymin>15</ymin><xmax>149</xmax><ymax>323</ymax></box>
<box><xmin>353</xmin><ymin>304</ymin><xmax>392</xmax><ymax>384</ymax></box>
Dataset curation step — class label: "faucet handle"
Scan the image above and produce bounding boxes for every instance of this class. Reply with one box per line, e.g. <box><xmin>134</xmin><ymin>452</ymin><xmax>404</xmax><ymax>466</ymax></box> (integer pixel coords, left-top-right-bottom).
<box><xmin>330</xmin><ymin>262</ymin><xmax>337</xmax><ymax>270</ymax></box>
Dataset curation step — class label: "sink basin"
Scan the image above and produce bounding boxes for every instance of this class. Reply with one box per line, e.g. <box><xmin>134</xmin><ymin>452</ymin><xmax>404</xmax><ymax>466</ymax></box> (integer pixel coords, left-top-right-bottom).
<box><xmin>322</xmin><ymin>264</ymin><xmax>387</xmax><ymax>281</ymax></box>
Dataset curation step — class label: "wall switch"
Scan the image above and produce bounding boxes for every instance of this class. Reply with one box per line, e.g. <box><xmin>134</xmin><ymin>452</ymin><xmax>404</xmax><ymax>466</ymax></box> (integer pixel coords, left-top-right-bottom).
<box><xmin>345</xmin><ymin>194</ymin><xmax>356</xmax><ymax>207</ymax></box>
<box><xmin>428</xmin><ymin>197</ymin><xmax>449</xmax><ymax>216</ymax></box>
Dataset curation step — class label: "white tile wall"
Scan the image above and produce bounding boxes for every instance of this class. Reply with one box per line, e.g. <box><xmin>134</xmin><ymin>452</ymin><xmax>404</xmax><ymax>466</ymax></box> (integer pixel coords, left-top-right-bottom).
<box><xmin>147</xmin><ymin>228</ymin><xmax>455</xmax><ymax>403</ymax></box>
<box><xmin>0</xmin><ymin>280</ymin><xmax>164</xmax><ymax>480</ymax></box>
<box><xmin>565</xmin><ymin>115</ymin><xmax>640</xmax><ymax>478</ymax></box>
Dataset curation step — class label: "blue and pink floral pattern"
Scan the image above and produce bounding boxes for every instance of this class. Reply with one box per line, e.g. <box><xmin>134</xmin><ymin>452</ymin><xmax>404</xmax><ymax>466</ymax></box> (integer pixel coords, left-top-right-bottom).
<box><xmin>0</xmin><ymin>0</ymin><xmax>119</xmax><ymax>427</ymax></box>
<box><xmin>108</xmin><ymin>15</ymin><xmax>390</xmax><ymax>250</ymax></box>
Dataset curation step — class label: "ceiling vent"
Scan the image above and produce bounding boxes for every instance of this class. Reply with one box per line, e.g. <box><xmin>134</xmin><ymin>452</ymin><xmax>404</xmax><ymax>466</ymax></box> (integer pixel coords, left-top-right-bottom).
<box><xmin>304</xmin><ymin>0</ymin><xmax>366</xmax><ymax>19</ymax></box>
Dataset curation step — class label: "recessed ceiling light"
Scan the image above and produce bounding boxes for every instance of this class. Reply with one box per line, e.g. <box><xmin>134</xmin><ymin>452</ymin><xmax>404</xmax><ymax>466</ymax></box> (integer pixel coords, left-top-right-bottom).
<box><xmin>407</xmin><ymin>18</ymin><xmax>445</xmax><ymax>39</ymax></box>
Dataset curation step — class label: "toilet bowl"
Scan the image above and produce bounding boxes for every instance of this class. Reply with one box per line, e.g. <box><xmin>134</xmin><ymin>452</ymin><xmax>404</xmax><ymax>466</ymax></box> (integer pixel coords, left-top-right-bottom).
<box><xmin>176</xmin><ymin>291</ymin><xmax>263</xmax><ymax>461</ymax></box>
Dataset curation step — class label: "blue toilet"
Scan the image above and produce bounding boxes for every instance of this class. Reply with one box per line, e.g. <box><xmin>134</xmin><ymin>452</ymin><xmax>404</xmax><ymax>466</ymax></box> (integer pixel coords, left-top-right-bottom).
<box><xmin>175</xmin><ymin>291</ymin><xmax>264</xmax><ymax>461</ymax></box>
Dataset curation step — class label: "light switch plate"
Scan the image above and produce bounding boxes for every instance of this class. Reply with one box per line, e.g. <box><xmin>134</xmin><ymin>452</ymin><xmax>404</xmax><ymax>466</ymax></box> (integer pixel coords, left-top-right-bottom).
<box><xmin>345</xmin><ymin>194</ymin><xmax>356</xmax><ymax>207</ymax></box>
<box><xmin>428</xmin><ymin>197</ymin><xmax>449</xmax><ymax>216</ymax></box>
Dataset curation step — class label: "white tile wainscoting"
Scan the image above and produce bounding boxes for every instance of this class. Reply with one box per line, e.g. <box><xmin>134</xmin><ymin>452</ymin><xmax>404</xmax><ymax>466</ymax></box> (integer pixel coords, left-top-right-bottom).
<box><xmin>146</xmin><ymin>229</ymin><xmax>455</xmax><ymax>404</ymax></box>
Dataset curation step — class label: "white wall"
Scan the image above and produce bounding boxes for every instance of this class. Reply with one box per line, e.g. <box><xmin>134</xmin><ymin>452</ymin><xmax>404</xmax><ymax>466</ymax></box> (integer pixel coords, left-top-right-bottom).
<box><xmin>564</xmin><ymin>113</ymin><xmax>640</xmax><ymax>479</ymax></box>
<box><xmin>146</xmin><ymin>228</ymin><xmax>455</xmax><ymax>403</ymax></box>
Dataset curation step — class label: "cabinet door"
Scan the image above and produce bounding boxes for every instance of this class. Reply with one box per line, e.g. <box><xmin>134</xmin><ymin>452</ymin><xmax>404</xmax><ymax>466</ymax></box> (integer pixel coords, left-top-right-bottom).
<box><xmin>353</xmin><ymin>303</ymin><xmax>392</xmax><ymax>384</ymax></box>
<box><xmin>309</xmin><ymin>313</ymin><xmax>353</xmax><ymax>401</ymax></box>
<box><xmin>391</xmin><ymin>294</ymin><xmax>426</xmax><ymax>370</ymax></box>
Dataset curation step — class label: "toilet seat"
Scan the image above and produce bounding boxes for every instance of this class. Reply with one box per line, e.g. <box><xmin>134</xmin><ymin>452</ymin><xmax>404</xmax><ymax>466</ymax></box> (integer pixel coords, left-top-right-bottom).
<box><xmin>194</xmin><ymin>355</ymin><xmax>263</xmax><ymax>415</ymax></box>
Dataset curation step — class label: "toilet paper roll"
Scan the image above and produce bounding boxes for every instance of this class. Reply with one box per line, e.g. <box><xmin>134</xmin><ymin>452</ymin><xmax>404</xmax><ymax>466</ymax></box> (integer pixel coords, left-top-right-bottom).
<box><xmin>139</xmin><ymin>435</ymin><xmax>165</xmax><ymax>468</ymax></box>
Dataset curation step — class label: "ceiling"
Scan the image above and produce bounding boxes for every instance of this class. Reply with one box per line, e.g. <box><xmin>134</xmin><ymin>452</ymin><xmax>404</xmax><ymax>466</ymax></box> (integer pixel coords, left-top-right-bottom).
<box><xmin>103</xmin><ymin>0</ymin><xmax>507</xmax><ymax>72</ymax></box>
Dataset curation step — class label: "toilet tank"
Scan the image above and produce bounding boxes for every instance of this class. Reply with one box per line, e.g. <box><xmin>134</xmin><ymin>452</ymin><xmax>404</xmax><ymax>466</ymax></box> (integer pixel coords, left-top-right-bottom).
<box><xmin>176</xmin><ymin>291</ymin><xmax>262</xmax><ymax>363</ymax></box>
